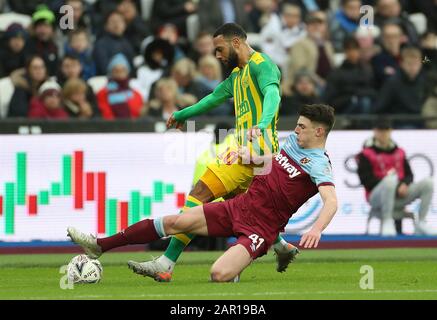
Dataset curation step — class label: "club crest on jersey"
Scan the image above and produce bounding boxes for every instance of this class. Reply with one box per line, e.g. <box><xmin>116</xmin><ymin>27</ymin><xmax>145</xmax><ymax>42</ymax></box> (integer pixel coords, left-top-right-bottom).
<box><xmin>300</xmin><ymin>157</ymin><xmax>311</xmax><ymax>165</ymax></box>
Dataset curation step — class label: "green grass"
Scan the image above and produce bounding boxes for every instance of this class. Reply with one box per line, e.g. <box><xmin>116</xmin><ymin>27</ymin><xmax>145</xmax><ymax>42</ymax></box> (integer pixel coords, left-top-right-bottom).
<box><xmin>1</xmin><ymin>248</ymin><xmax>437</xmax><ymax>300</ymax></box>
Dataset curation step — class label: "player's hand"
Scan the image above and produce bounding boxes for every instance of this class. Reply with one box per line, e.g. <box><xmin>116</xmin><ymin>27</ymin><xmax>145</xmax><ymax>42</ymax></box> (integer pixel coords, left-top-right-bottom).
<box><xmin>166</xmin><ymin>113</ymin><xmax>184</xmax><ymax>130</ymax></box>
<box><xmin>299</xmin><ymin>228</ymin><xmax>321</xmax><ymax>249</ymax></box>
<box><xmin>247</xmin><ymin>126</ymin><xmax>262</xmax><ymax>142</ymax></box>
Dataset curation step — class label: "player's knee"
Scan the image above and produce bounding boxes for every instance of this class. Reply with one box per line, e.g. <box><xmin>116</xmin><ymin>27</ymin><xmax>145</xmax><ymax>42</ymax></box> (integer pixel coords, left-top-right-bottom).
<box><xmin>210</xmin><ymin>266</ymin><xmax>235</xmax><ymax>282</ymax></box>
<box><xmin>162</xmin><ymin>215</ymin><xmax>180</xmax><ymax>234</ymax></box>
<box><xmin>190</xmin><ymin>180</ymin><xmax>214</xmax><ymax>202</ymax></box>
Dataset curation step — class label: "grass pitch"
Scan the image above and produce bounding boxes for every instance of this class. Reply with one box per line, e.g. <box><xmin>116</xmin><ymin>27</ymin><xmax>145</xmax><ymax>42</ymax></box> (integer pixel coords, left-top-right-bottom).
<box><xmin>1</xmin><ymin>248</ymin><xmax>437</xmax><ymax>300</ymax></box>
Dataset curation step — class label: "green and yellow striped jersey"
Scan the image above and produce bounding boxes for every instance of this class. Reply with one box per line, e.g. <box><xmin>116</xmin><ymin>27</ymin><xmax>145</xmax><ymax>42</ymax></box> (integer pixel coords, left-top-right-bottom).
<box><xmin>173</xmin><ymin>51</ymin><xmax>281</xmax><ymax>156</ymax></box>
<box><xmin>220</xmin><ymin>52</ymin><xmax>281</xmax><ymax>155</ymax></box>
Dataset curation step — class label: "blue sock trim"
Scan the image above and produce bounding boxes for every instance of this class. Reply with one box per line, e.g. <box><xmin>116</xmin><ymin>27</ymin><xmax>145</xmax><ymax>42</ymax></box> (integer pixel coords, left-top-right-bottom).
<box><xmin>153</xmin><ymin>217</ymin><xmax>167</xmax><ymax>237</ymax></box>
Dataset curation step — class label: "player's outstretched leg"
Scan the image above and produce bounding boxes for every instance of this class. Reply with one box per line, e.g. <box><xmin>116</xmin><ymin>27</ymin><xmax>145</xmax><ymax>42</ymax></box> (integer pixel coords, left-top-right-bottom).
<box><xmin>273</xmin><ymin>236</ymin><xmax>300</xmax><ymax>273</ymax></box>
<box><xmin>129</xmin><ymin>178</ymin><xmax>219</xmax><ymax>282</ymax></box>
<box><xmin>68</xmin><ymin>218</ymin><xmax>166</xmax><ymax>259</ymax></box>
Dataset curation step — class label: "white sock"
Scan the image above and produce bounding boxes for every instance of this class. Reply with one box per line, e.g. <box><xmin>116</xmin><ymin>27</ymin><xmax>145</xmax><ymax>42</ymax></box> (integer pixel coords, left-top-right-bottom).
<box><xmin>273</xmin><ymin>238</ymin><xmax>290</xmax><ymax>252</ymax></box>
<box><xmin>157</xmin><ymin>255</ymin><xmax>175</xmax><ymax>272</ymax></box>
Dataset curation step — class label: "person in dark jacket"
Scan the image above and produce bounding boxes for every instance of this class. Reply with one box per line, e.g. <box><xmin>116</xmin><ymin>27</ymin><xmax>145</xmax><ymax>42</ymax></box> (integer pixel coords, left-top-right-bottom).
<box><xmin>117</xmin><ymin>0</ymin><xmax>151</xmax><ymax>54</ymax></box>
<box><xmin>356</xmin><ymin>118</ymin><xmax>434</xmax><ymax>236</ymax></box>
<box><xmin>150</xmin><ymin>0</ymin><xmax>197</xmax><ymax>36</ymax></box>
<box><xmin>375</xmin><ymin>46</ymin><xmax>428</xmax><ymax>122</ymax></box>
<box><xmin>7</xmin><ymin>55</ymin><xmax>49</xmax><ymax>118</ymax></box>
<box><xmin>26</xmin><ymin>5</ymin><xmax>59</xmax><ymax>76</ymax></box>
<box><xmin>93</xmin><ymin>11</ymin><xmax>135</xmax><ymax>75</ymax></box>
<box><xmin>371</xmin><ymin>22</ymin><xmax>405</xmax><ymax>88</ymax></box>
<box><xmin>0</xmin><ymin>23</ymin><xmax>29</xmax><ymax>78</ymax></box>
<box><xmin>323</xmin><ymin>37</ymin><xmax>376</xmax><ymax>114</ymax></box>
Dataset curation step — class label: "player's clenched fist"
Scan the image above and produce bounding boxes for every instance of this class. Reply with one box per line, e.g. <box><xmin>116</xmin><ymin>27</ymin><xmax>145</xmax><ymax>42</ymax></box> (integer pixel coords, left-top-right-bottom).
<box><xmin>166</xmin><ymin>113</ymin><xmax>184</xmax><ymax>130</ymax></box>
<box><xmin>299</xmin><ymin>228</ymin><xmax>322</xmax><ymax>249</ymax></box>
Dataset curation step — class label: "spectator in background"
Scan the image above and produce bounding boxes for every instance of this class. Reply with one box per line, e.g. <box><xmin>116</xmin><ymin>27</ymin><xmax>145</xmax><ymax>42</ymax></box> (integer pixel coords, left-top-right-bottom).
<box><xmin>147</xmin><ymin>78</ymin><xmax>181</xmax><ymax>120</ymax></box>
<box><xmin>26</xmin><ymin>5</ymin><xmax>59</xmax><ymax>76</ymax></box>
<box><xmin>117</xmin><ymin>0</ymin><xmax>151</xmax><ymax>54</ymax></box>
<box><xmin>356</xmin><ymin>118</ymin><xmax>435</xmax><ymax>236</ymax></box>
<box><xmin>64</xmin><ymin>29</ymin><xmax>96</xmax><ymax>81</ymax></box>
<box><xmin>280</xmin><ymin>71</ymin><xmax>321</xmax><ymax>115</ymax></box>
<box><xmin>376</xmin><ymin>46</ymin><xmax>428</xmax><ymax>121</ymax></box>
<box><xmin>248</xmin><ymin>0</ymin><xmax>278</xmax><ymax>34</ymax></box>
<box><xmin>283</xmin><ymin>11</ymin><xmax>335</xmax><ymax>95</ymax></box>
<box><xmin>282</xmin><ymin>0</ymin><xmax>330</xmax><ymax>18</ymax></box>
<box><xmin>156</xmin><ymin>23</ymin><xmax>186</xmax><ymax>61</ymax></box>
<box><xmin>355</xmin><ymin>25</ymin><xmax>381</xmax><ymax>65</ymax></box>
<box><xmin>197</xmin><ymin>55</ymin><xmax>232</xmax><ymax>116</ymax></box>
<box><xmin>323</xmin><ymin>37</ymin><xmax>376</xmax><ymax>114</ymax></box>
<box><xmin>371</xmin><ymin>22</ymin><xmax>404</xmax><ymax>88</ymax></box>
<box><xmin>170</xmin><ymin>58</ymin><xmax>210</xmax><ymax>107</ymax></box>
<box><xmin>330</xmin><ymin>0</ymin><xmax>362</xmax><ymax>52</ymax></box>
<box><xmin>187</xmin><ymin>32</ymin><xmax>215</xmax><ymax>64</ymax></box>
<box><xmin>8</xmin><ymin>55</ymin><xmax>49</xmax><ymax>117</ymax></box>
<box><xmin>150</xmin><ymin>0</ymin><xmax>197</xmax><ymax>37</ymax></box>
<box><xmin>375</xmin><ymin>0</ymin><xmax>420</xmax><ymax>45</ymax></box>
<box><xmin>93</xmin><ymin>11</ymin><xmax>135</xmax><ymax>75</ymax></box>
<box><xmin>198</xmin><ymin>0</ymin><xmax>252</xmax><ymax>34</ymax></box>
<box><xmin>28</xmin><ymin>81</ymin><xmax>69</xmax><ymax>119</ymax></box>
<box><xmin>134</xmin><ymin>38</ymin><xmax>175</xmax><ymax>102</ymax></box>
<box><xmin>57</xmin><ymin>54</ymin><xmax>100</xmax><ymax>116</ymax></box>
<box><xmin>96</xmin><ymin>53</ymin><xmax>143</xmax><ymax>119</ymax></box>
<box><xmin>62</xmin><ymin>78</ymin><xmax>97</xmax><ymax>119</ymax></box>
<box><xmin>0</xmin><ymin>23</ymin><xmax>29</xmax><ymax>78</ymax></box>
<box><xmin>260</xmin><ymin>3</ymin><xmax>306</xmax><ymax>71</ymax></box>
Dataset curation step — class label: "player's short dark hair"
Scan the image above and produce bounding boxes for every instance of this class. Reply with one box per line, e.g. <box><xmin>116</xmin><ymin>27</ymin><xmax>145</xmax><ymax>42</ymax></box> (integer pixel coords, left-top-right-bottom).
<box><xmin>213</xmin><ymin>23</ymin><xmax>247</xmax><ymax>40</ymax></box>
<box><xmin>299</xmin><ymin>104</ymin><xmax>335</xmax><ymax>135</ymax></box>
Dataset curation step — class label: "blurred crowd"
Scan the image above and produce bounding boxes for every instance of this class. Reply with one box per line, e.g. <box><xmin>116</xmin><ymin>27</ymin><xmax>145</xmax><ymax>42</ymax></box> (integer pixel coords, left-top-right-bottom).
<box><xmin>0</xmin><ymin>0</ymin><xmax>436</xmax><ymax>128</ymax></box>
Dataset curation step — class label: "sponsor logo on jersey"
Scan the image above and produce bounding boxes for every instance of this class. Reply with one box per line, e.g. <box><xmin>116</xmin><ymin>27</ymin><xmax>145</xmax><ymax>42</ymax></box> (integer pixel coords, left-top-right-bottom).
<box><xmin>300</xmin><ymin>157</ymin><xmax>311</xmax><ymax>165</ymax></box>
<box><xmin>275</xmin><ymin>153</ymin><xmax>301</xmax><ymax>179</ymax></box>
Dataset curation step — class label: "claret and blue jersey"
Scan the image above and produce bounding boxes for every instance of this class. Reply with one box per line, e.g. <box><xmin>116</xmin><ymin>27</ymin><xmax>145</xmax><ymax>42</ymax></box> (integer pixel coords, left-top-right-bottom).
<box><xmin>246</xmin><ymin>132</ymin><xmax>335</xmax><ymax>226</ymax></box>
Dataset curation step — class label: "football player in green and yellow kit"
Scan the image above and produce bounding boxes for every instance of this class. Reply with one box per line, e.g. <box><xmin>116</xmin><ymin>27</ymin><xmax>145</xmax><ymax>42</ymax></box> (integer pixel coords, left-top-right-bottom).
<box><xmin>128</xmin><ymin>23</ymin><xmax>299</xmax><ymax>282</ymax></box>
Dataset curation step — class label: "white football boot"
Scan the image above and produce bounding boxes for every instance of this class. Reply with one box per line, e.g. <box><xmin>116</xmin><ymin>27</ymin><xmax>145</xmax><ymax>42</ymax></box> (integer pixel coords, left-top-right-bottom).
<box><xmin>67</xmin><ymin>227</ymin><xmax>102</xmax><ymax>259</ymax></box>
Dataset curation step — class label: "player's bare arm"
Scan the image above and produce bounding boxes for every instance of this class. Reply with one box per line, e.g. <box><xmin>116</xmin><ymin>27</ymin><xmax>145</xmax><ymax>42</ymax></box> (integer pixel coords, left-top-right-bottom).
<box><xmin>300</xmin><ymin>185</ymin><xmax>337</xmax><ymax>249</ymax></box>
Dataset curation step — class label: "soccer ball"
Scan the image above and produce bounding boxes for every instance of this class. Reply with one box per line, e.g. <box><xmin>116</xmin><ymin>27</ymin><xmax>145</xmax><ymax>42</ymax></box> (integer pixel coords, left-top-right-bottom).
<box><xmin>67</xmin><ymin>254</ymin><xmax>103</xmax><ymax>284</ymax></box>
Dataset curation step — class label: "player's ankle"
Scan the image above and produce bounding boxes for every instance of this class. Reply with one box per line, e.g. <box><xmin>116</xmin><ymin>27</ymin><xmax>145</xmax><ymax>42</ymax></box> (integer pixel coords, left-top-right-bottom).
<box><xmin>157</xmin><ymin>255</ymin><xmax>176</xmax><ymax>271</ymax></box>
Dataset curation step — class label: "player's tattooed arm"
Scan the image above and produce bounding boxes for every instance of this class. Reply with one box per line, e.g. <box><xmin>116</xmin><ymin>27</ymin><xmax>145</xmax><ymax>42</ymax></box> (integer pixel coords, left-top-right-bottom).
<box><xmin>300</xmin><ymin>185</ymin><xmax>337</xmax><ymax>249</ymax></box>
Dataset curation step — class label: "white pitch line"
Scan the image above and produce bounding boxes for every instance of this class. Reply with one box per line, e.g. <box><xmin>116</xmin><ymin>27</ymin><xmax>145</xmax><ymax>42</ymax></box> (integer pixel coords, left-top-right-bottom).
<box><xmin>22</xmin><ymin>289</ymin><xmax>437</xmax><ymax>299</ymax></box>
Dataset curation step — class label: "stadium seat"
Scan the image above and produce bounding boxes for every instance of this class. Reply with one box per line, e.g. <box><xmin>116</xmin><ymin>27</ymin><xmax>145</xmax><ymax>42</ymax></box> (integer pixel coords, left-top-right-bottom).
<box><xmin>87</xmin><ymin>76</ymin><xmax>108</xmax><ymax>94</ymax></box>
<box><xmin>0</xmin><ymin>77</ymin><xmax>14</xmax><ymax>118</ymax></box>
<box><xmin>140</xmin><ymin>0</ymin><xmax>155</xmax><ymax>21</ymax></box>
<box><xmin>409</xmin><ymin>13</ymin><xmax>427</xmax><ymax>36</ymax></box>
<box><xmin>0</xmin><ymin>12</ymin><xmax>31</xmax><ymax>31</ymax></box>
